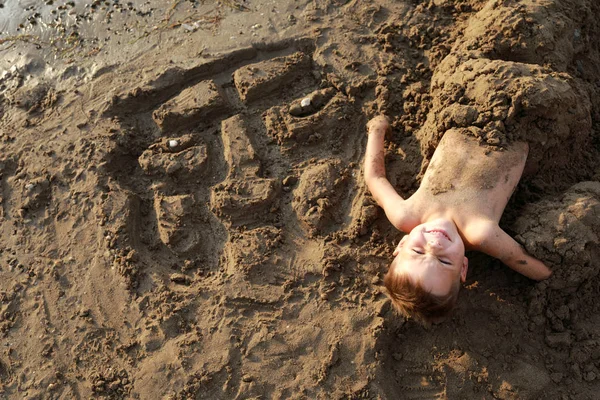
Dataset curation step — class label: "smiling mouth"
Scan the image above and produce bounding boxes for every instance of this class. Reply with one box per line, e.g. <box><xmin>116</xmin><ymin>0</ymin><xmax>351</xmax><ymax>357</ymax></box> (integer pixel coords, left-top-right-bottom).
<box><xmin>426</xmin><ymin>229</ymin><xmax>451</xmax><ymax>242</ymax></box>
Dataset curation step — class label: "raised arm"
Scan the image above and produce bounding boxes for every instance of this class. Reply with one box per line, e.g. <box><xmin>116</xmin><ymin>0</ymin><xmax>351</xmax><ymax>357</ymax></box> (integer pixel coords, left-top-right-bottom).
<box><xmin>476</xmin><ymin>224</ymin><xmax>552</xmax><ymax>280</ymax></box>
<box><xmin>363</xmin><ymin>116</ymin><xmax>408</xmax><ymax>229</ymax></box>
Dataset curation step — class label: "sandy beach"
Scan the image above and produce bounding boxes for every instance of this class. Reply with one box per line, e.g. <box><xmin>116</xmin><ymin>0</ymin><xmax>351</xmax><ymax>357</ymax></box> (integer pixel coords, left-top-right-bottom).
<box><xmin>1</xmin><ymin>0</ymin><xmax>600</xmax><ymax>398</ymax></box>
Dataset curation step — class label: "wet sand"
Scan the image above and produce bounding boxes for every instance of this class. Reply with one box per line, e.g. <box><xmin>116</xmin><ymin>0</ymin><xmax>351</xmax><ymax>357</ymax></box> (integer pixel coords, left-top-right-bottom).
<box><xmin>1</xmin><ymin>0</ymin><xmax>600</xmax><ymax>398</ymax></box>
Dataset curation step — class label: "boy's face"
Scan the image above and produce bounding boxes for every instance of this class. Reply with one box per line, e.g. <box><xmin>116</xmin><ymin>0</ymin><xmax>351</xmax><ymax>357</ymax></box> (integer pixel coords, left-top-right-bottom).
<box><xmin>391</xmin><ymin>218</ymin><xmax>469</xmax><ymax>296</ymax></box>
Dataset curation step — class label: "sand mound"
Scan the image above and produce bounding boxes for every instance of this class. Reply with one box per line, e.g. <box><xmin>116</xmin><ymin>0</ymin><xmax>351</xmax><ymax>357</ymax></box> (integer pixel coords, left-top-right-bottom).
<box><xmin>0</xmin><ymin>0</ymin><xmax>599</xmax><ymax>398</ymax></box>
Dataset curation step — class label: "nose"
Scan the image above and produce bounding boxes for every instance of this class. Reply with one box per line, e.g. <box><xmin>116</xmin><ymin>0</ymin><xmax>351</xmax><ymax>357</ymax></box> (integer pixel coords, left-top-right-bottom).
<box><xmin>426</xmin><ymin>239</ymin><xmax>442</xmax><ymax>250</ymax></box>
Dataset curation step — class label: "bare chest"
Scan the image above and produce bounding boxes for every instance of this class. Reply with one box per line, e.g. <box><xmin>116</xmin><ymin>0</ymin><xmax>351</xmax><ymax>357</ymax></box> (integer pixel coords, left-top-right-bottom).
<box><xmin>411</xmin><ymin>131</ymin><xmax>528</xmax><ymax>222</ymax></box>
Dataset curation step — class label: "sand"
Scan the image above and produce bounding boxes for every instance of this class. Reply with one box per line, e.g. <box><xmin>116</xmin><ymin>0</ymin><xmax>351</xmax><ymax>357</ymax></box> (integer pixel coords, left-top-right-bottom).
<box><xmin>0</xmin><ymin>0</ymin><xmax>600</xmax><ymax>398</ymax></box>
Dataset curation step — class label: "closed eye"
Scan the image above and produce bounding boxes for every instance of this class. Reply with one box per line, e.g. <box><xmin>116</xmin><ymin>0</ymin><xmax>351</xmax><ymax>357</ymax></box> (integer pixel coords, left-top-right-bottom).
<box><xmin>439</xmin><ymin>259</ymin><xmax>451</xmax><ymax>265</ymax></box>
<box><xmin>412</xmin><ymin>249</ymin><xmax>424</xmax><ymax>255</ymax></box>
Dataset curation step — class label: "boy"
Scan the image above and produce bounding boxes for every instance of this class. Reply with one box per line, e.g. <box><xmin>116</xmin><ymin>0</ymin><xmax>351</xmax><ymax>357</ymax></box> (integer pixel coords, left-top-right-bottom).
<box><xmin>364</xmin><ymin>116</ymin><xmax>552</xmax><ymax>324</ymax></box>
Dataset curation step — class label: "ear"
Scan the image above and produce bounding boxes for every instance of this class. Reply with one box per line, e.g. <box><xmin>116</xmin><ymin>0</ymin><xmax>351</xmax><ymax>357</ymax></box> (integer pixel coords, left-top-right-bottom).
<box><xmin>460</xmin><ymin>256</ymin><xmax>469</xmax><ymax>283</ymax></box>
<box><xmin>393</xmin><ymin>235</ymin><xmax>408</xmax><ymax>256</ymax></box>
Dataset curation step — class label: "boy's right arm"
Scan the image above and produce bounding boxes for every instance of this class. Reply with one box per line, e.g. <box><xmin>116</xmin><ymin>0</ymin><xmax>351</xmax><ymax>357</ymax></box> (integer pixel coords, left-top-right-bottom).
<box><xmin>475</xmin><ymin>223</ymin><xmax>552</xmax><ymax>280</ymax></box>
<box><xmin>363</xmin><ymin>116</ymin><xmax>409</xmax><ymax>230</ymax></box>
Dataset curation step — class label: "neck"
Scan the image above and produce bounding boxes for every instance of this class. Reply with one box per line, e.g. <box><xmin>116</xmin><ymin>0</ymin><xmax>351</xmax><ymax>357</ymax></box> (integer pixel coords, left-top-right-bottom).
<box><xmin>422</xmin><ymin>211</ymin><xmax>454</xmax><ymax>224</ymax></box>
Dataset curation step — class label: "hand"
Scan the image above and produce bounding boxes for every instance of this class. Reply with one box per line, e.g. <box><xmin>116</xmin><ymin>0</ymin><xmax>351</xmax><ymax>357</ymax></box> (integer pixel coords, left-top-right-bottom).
<box><xmin>367</xmin><ymin>115</ymin><xmax>391</xmax><ymax>136</ymax></box>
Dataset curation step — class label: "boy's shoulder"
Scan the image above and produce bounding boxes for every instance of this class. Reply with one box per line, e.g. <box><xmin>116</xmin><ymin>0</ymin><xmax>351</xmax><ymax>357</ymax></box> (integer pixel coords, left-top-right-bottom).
<box><xmin>460</xmin><ymin>218</ymin><xmax>500</xmax><ymax>251</ymax></box>
<box><xmin>387</xmin><ymin>196</ymin><xmax>422</xmax><ymax>233</ymax></box>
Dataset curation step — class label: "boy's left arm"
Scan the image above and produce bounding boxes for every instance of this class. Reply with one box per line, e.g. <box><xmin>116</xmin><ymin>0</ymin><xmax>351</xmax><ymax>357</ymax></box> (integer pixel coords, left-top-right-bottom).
<box><xmin>475</xmin><ymin>224</ymin><xmax>552</xmax><ymax>281</ymax></box>
<box><xmin>363</xmin><ymin>116</ymin><xmax>412</xmax><ymax>230</ymax></box>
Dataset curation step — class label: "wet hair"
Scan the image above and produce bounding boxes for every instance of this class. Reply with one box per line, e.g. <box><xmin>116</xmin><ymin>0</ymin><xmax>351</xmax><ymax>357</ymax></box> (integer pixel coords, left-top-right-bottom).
<box><xmin>383</xmin><ymin>259</ymin><xmax>460</xmax><ymax>325</ymax></box>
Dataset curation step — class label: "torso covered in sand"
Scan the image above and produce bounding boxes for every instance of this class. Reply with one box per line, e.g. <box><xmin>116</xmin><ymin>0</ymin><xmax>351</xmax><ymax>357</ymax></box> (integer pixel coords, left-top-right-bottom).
<box><xmin>401</xmin><ymin>129</ymin><xmax>529</xmax><ymax>249</ymax></box>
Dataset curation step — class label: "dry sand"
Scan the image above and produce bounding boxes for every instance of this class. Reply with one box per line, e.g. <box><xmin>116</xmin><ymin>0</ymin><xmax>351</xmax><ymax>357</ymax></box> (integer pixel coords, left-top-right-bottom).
<box><xmin>0</xmin><ymin>0</ymin><xmax>600</xmax><ymax>398</ymax></box>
